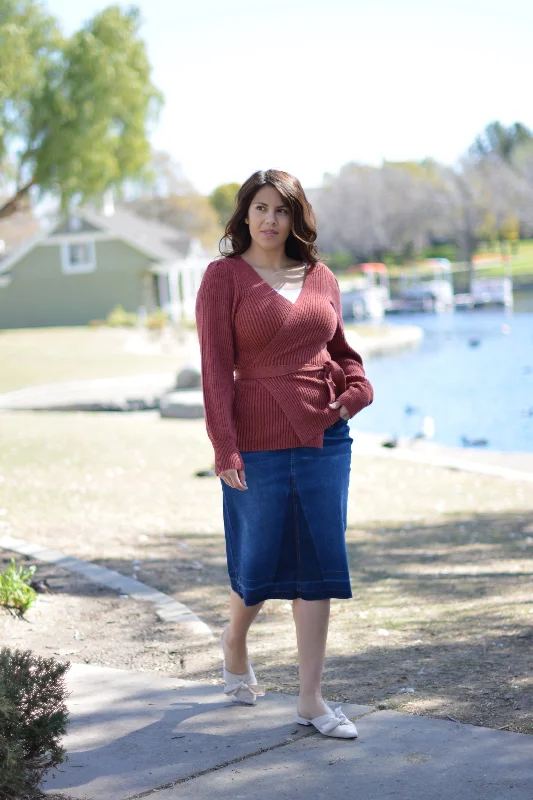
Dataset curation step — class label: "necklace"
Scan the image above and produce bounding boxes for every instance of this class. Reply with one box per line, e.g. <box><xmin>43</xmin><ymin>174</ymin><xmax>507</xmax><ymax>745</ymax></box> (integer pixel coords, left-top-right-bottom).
<box><xmin>254</xmin><ymin>262</ymin><xmax>307</xmax><ymax>290</ymax></box>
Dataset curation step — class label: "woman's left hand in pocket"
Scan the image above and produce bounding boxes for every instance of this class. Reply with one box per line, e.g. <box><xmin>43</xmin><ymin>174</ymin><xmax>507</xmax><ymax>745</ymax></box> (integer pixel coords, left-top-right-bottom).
<box><xmin>328</xmin><ymin>400</ymin><xmax>350</xmax><ymax>420</ymax></box>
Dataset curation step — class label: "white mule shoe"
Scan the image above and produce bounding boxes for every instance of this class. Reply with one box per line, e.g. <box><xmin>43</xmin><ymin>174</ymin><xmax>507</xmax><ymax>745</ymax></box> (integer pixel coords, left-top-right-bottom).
<box><xmin>296</xmin><ymin>706</ymin><xmax>358</xmax><ymax>739</ymax></box>
<box><xmin>220</xmin><ymin>628</ymin><xmax>265</xmax><ymax>705</ymax></box>
<box><xmin>223</xmin><ymin>664</ymin><xmax>265</xmax><ymax>705</ymax></box>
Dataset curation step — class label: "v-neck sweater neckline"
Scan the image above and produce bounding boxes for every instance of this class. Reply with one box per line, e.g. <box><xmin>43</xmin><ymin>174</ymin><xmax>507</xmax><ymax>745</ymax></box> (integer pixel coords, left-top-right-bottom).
<box><xmin>235</xmin><ymin>254</ymin><xmax>310</xmax><ymax>302</ymax></box>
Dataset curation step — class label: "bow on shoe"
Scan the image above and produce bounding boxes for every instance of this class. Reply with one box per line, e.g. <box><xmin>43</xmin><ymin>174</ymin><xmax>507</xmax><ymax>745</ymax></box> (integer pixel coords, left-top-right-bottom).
<box><xmin>320</xmin><ymin>706</ymin><xmax>351</xmax><ymax>734</ymax></box>
<box><xmin>224</xmin><ymin>680</ymin><xmax>265</xmax><ymax>698</ymax></box>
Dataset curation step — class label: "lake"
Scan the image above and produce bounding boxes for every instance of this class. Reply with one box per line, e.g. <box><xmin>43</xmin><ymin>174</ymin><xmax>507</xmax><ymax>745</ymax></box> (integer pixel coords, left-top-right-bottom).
<box><xmin>352</xmin><ymin>292</ymin><xmax>533</xmax><ymax>453</ymax></box>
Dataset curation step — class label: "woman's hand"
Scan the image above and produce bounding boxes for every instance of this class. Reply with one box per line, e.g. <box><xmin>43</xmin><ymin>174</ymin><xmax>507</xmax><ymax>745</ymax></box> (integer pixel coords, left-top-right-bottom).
<box><xmin>219</xmin><ymin>468</ymin><xmax>248</xmax><ymax>491</ymax></box>
<box><xmin>220</xmin><ymin>404</ymin><xmax>349</xmax><ymax>490</ymax></box>
<box><xmin>329</xmin><ymin>400</ymin><xmax>351</xmax><ymax>421</ymax></box>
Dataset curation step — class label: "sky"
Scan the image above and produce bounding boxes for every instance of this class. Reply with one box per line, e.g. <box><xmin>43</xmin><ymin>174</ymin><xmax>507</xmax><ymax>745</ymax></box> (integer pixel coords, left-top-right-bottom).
<box><xmin>46</xmin><ymin>0</ymin><xmax>533</xmax><ymax>194</ymax></box>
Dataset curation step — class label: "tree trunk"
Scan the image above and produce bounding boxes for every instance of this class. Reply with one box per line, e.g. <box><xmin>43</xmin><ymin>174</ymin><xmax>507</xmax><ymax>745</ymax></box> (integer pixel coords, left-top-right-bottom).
<box><xmin>0</xmin><ymin>179</ymin><xmax>36</xmax><ymax>219</ymax></box>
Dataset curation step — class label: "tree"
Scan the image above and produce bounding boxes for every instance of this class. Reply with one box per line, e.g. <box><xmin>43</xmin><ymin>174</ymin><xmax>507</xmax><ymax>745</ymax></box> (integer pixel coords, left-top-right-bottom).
<box><xmin>291</xmin><ymin>120</ymin><xmax>533</xmax><ymax>279</ymax></box>
<box><xmin>209</xmin><ymin>182</ymin><xmax>241</xmax><ymax>226</ymax></box>
<box><xmin>124</xmin><ymin>149</ymin><xmax>223</xmax><ymax>249</ymax></box>
<box><xmin>314</xmin><ymin>160</ymin><xmax>453</xmax><ymax>264</ymax></box>
<box><xmin>510</xmin><ymin>140</ymin><xmax>533</xmax><ymax>239</ymax></box>
<box><xmin>0</xmin><ymin>0</ymin><xmax>62</xmax><ymax>210</ymax></box>
<box><xmin>125</xmin><ymin>149</ymin><xmax>191</xmax><ymax>199</ymax></box>
<box><xmin>0</xmin><ymin>2</ymin><xmax>163</xmax><ymax>218</ymax></box>
<box><xmin>469</xmin><ymin>121</ymin><xmax>533</xmax><ymax>165</ymax></box>
<box><xmin>459</xmin><ymin>122</ymin><xmax>532</xmax><ymax>267</ymax></box>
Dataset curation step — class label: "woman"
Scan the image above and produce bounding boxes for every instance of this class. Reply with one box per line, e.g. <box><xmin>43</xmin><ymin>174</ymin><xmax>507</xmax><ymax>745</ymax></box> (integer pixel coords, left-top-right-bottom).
<box><xmin>195</xmin><ymin>169</ymin><xmax>373</xmax><ymax>739</ymax></box>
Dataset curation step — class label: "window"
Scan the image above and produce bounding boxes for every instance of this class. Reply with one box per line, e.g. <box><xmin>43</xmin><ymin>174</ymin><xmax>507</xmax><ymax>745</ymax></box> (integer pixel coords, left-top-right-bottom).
<box><xmin>60</xmin><ymin>241</ymin><xmax>96</xmax><ymax>274</ymax></box>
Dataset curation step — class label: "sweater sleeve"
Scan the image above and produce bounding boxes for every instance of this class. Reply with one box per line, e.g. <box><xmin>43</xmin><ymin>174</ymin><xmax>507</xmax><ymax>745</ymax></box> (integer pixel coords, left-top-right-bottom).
<box><xmin>195</xmin><ymin>262</ymin><xmax>244</xmax><ymax>475</ymax></box>
<box><xmin>327</xmin><ymin>273</ymin><xmax>374</xmax><ymax>418</ymax></box>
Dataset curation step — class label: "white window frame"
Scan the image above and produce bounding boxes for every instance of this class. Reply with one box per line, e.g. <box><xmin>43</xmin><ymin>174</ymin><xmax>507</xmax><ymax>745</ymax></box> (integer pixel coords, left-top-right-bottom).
<box><xmin>60</xmin><ymin>240</ymin><xmax>96</xmax><ymax>274</ymax></box>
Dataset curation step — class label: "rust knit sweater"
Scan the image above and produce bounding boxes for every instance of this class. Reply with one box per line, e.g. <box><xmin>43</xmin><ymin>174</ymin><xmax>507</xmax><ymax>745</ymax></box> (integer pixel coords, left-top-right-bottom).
<box><xmin>195</xmin><ymin>255</ymin><xmax>374</xmax><ymax>475</ymax></box>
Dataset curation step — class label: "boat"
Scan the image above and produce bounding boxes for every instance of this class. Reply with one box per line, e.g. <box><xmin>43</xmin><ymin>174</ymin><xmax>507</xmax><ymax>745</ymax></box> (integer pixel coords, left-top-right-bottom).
<box><xmin>395</xmin><ymin>258</ymin><xmax>454</xmax><ymax>313</ymax></box>
<box><xmin>340</xmin><ymin>263</ymin><xmax>390</xmax><ymax>321</ymax></box>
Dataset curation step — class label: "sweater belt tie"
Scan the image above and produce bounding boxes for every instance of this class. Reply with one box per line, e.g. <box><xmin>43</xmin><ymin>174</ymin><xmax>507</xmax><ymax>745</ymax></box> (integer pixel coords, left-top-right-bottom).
<box><xmin>234</xmin><ymin>350</ymin><xmax>346</xmax><ymax>404</ymax></box>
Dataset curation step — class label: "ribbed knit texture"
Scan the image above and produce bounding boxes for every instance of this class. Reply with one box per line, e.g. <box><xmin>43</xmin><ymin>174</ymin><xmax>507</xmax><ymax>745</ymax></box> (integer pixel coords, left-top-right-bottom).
<box><xmin>195</xmin><ymin>255</ymin><xmax>374</xmax><ymax>475</ymax></box>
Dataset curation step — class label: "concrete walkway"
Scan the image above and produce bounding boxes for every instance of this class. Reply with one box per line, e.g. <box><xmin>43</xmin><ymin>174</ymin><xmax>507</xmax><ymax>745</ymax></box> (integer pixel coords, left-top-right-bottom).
<box><xmin>0</xmin><ymin>373</ymin><xmax>176</xmax><ymax>411</ymax></box>
<box><xmin>41</xmin><ymin>664</ymin><xmax>532</xmax><ymax>800</ymax></box>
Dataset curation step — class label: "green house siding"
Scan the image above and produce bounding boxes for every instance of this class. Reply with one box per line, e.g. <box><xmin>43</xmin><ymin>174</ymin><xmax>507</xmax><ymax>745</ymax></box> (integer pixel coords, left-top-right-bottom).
<box><xmin>0</xmin><ymin>240</ymin><xmax>159</xmax><ymax>329</ymax></box>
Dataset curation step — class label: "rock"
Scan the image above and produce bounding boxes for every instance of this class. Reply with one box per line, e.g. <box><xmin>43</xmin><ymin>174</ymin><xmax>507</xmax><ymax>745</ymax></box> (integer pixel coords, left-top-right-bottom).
<box><xmin>195</xmin><ymin>468</ymin><xmax>216</xmax><ymax>477</ymax></box>
<box><xmin>159</xmin><ymin>390</ymin><xmax>204</xmax><ymax>419</ymax></box>
<box><xmin>175</xmin><ymin>366</ymin><xmax>202</xmax><ymax>389</ymax></box>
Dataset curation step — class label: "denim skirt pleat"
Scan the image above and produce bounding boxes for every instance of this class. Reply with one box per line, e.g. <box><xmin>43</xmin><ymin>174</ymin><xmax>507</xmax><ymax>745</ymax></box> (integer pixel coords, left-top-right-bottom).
<box><xmin>220</xmin><ymin>417</ymin><xmax>353</xmax><ymax>606</ymax></box>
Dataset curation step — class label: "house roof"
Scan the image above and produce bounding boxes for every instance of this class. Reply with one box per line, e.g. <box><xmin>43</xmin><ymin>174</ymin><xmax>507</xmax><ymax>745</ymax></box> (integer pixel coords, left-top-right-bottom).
<box><xmin>79</xmin><ymin>205</ymin><xmax>192</xmax><ymax>261</ymax></box>
<box><xmin>0</xmin><ymin>203</ymin><xmax>199</xmax><ymax>274</ymax></box>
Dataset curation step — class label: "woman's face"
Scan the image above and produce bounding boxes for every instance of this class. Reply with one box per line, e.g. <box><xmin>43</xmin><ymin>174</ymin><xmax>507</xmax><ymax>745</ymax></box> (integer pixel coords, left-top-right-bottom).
<box><xmin>245</xmin><ymin>184</ymin><xmax>292</xmax><ymax>251</ymax></box>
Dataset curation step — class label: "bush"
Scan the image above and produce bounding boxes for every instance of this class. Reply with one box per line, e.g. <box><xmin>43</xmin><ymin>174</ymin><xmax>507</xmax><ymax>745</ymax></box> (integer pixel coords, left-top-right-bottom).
<box><xmin>382</xmin><ymin>252</ymin><xmax>407</xmax><ymax>267</ymax></box>
<box><xmin>322</xmin><ymin>252</ymin><xmax>354</xmax><ymax>272</ymax></box>
<box><xmin>106</xmin><ymin>304</ymin><xmax>137</xmax><ymax>327</ymax></box>
<box><xmin>0</xmin><ymin>648</ymin><xmax>70</xmax><ymax>799</ymax></box>
<box><xmin>146</xmin><ymin>308</ymin><xmax>169</xmax><ymax>330</ymax></box>
<box><xmin>0</xmin><ymin>558</ymin><xmax>37</xmax><ymax>616</ymax></box>
<box><xmin>422</xmin><ymin>244</ymin><xmax>459</xmax><ymax>262</ymax></box>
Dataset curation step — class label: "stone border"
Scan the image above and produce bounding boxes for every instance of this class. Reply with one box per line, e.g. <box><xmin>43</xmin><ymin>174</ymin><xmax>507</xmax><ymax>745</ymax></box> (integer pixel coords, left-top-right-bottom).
<box><xmin>353</xmin><ymin>438</ymin><xmax>533</xmax><ymax>483</ymax></box>
<box><xmin>344</xmin><ymin>325</ymin><xmax>424</xmax><ymax>358</ymax></box>
<box><xmin>0</xmin><ymin>534</ymin><xmax>213</xmax><ymax>639</ymax></box>
<box><xmin>0</xmin><ymin>373</ymin><xmax>175</xmax><ymax>412</ymax></box>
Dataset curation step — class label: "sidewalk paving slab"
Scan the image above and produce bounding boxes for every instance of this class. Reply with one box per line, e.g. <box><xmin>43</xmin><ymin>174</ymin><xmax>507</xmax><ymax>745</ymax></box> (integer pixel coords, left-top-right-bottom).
<box><xmin>41</xmin><ymin>664</ymin><xmax>371</xmax><ymax>800</ymax></box>
<box><xmin>158</xmin><ymin>709</ymin><xmax>533</xmax><ymax>800</ymax></box>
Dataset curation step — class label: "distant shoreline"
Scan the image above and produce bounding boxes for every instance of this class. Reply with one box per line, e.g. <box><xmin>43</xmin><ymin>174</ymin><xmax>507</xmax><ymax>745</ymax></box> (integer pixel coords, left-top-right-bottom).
<box><xmin>344</xmin><ymin>323</ymin><xmax>423</xmax><ymax>358</ymax></box>
<box><xmin>350</xmin><ymin>429</ymin><xmax>533</xmax><ymax>480</ymax></box>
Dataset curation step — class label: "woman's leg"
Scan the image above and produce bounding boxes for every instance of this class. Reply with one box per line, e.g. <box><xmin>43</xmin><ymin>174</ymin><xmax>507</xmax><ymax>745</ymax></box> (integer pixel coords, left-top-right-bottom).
<box><xmin>222</xmin><ymin>589</ymin><xmax>264</xmax><ymax>674</ymax></box>
<box><xmin>293</xmin><ymin>598</ymin><xmax>332</xmax><ymax>719</ymax></box>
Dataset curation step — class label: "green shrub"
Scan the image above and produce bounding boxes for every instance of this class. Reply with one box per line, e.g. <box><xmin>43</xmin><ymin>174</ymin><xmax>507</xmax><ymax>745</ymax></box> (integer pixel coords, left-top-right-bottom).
<box><xmin>0</xmin><ymin>558</ymin><xmax>37</xmax><ymax>616</ymax></box>
<box><xmin>422</xmin><ymin>244</ymin><xmax>459</xmax><ymax>262</ymax></box>
<box><xmin>146</xmin><ymin>308</ymin><xmax>169</xmax><ymax>330</ymax></box>
<box><xmin>322</xmin><ymin>251</ymin><xmax>354</xmax><ymax>272</ymax></box>
<box><xmin>106</xmin><ymin>304</ymin><xmax>137</xmax><ymax>327</ymax></box>
<box><xmin>0</xmin><ymin>648</ymin><xmax>70</xmax><ymax>799</ymax></box>
<box><xmin>382</xmin><ymin>252</ymin><xmax>407</xmax><ymax>267</ymax></box>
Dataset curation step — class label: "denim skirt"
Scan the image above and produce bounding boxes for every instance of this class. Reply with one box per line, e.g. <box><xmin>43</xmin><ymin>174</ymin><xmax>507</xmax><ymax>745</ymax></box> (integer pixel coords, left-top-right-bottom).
<box><xmin>220</xmin><ymin>417</ymin><xmax>353</xmax><ymax>606</ymax></box>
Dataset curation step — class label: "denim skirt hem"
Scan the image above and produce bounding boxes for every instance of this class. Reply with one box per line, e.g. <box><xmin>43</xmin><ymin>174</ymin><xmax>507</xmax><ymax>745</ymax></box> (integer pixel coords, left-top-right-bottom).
<box><xmin>221</xmin><ymin>417</ymin><xmax>353</xmax><ymax>606</ymax></box>
<box><xmin>229</xmin><ymin>580</ymin><xmax>353</xmax><ymax>607</ymax></box>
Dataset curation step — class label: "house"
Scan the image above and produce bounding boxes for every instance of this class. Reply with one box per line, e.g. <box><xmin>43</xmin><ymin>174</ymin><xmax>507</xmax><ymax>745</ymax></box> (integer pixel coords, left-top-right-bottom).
<box><xmin>0</xmin><ymin>200</ymin><xmax>213</xmax><ymax>329</ymax></box>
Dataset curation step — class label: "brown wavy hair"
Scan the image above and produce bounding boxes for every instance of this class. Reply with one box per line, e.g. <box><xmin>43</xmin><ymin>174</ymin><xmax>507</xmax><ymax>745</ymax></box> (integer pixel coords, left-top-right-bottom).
<box><xmin>220</xmin><ymin>169</ymin><xmax>320</xmax><ymax>268</ymax></box>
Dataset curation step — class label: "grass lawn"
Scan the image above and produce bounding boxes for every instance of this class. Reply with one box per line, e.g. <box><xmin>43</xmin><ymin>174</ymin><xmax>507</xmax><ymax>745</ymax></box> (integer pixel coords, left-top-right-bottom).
<box><xmin>0</xmin><ymin>326</ymin><xmax>195</xmax><ymax>394</ymax></box>
<box><xmin>0</xmin><ymin>323</ymin><xmax>408</xmax><ymax>397</ymax></box>
<box><xmin>511</xmin><ymin>239</ymin><xmax>533</xmax><ymax>269</ymax></box>
<box><xmin>1</xmin><ymin>412</ymin><xmax>531</xmax><ymax>733</ymax></box>
<box><xmin>475</xmin><ymin>239</ymin><xmax>533</xmax><ymax>278</ymax></box>
<box><xmin>337</xmin><ymin>240</ymin><xmax>533</xmax><ymax>283</ymax></box>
